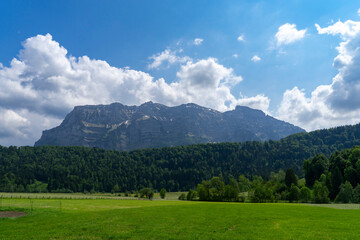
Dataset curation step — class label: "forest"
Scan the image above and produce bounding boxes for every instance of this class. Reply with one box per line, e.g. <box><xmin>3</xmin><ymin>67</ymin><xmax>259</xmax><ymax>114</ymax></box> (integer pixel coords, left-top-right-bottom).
<box><xmin>1</xmin><ymin>123</ymin><xmax>360</xmax><ymax>193</ymax></box>
<box><xmin>185</xmin><ymin>145</ymin><xmax>360</xmax><ymax>203</ymax></box>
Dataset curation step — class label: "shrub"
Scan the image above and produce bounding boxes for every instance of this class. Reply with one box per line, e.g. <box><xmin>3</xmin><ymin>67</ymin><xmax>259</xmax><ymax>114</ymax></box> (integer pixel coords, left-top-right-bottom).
<box><xmin>335</xmin><ymin>181</ymin><xmax>353</xmax><ymax>203</ymax></box>
<box><xmin>178</xmin><ymin>193</ymin><xmax>186</xmax><ymax>200</ymax></box>
<box><xmin>159</xmin><ymin>188</ymin><xmax>166</xmax><ymax>199</ymax></box>
<box><xmin>288</xmin><ymin>184</ymin><xmax>300</xmax><ymax>203</ymax></box>
<box><xmin>186</xmin><ymin>189</ymin><xmax>197</xmax><ymax>200</ymax></box>
<box><xmin>352</xmin><ymin>185</ymin><xmax>360</xmax><ymax>203</ymax></box>
<box><xmin>140</xmin><ymin>188</ymin><xmax>154</xmax><ymax>199</ymax></box>
<box><xmin>299</xmin><ymin>186</ymin><xmax>311</xmax><ymax>203</ymax></box>
<box><xmin>313</xmin><ymin>181</ymin><xmax>330</xmax><ymax>203</ymax></box>
<box><xmin>250</xmin><ymin>184</ymin><xmax>274</xmax><ymax>203</ymax></box>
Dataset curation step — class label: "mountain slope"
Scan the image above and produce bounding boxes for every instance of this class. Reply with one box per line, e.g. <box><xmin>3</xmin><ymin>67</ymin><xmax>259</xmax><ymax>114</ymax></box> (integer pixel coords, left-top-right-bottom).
<box><xmin>35</xmin><ymin>102</ymin><xmax>305</xmax><ymax>150</ymax></box>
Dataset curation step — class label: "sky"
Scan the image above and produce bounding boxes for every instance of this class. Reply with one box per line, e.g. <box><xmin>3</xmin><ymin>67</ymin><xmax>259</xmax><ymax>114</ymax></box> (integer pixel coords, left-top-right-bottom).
<box><xmin>1</xmin><ymin>0</ymin><xmax>360</xmax><ymax>146</ymax></box>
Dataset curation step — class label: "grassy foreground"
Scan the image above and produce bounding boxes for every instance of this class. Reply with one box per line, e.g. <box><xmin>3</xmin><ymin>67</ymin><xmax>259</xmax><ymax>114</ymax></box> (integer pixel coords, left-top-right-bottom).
<box><xmin>1</xmin><ymin>197</ymin><xmax>360</xmax><ymax>239</ymax></box>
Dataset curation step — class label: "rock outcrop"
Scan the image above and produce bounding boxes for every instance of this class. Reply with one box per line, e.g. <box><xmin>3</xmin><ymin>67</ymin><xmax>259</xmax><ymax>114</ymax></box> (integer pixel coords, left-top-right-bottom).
<box><xmin>35</xmin><ymin>102</ymin><xmax>305</xmax><ymax>151</ymax></box>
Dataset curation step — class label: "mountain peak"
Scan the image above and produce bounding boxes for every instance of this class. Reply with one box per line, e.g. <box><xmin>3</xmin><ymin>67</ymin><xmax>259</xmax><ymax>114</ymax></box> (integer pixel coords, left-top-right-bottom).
<box><xmin>35</xmin><ymin>102</ymin><xmax>305</xmax><ymax>151</ymax></box>
<box><xmin>141</xmin><ymin>101</ymin><xmax>154</xmax><ymax>106</ymax></box>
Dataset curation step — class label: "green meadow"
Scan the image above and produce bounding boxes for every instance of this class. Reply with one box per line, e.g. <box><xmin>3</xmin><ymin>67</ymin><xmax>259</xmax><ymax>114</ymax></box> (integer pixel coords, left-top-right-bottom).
<box><xmin>1</xmin><ymin>195</ymin><xmax>360</xmax><ymax>239</ymax></box>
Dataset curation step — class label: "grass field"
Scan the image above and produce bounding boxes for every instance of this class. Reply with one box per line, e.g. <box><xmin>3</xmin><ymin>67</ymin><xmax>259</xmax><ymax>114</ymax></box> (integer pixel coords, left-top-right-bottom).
<box><xmin>1</xmin><ymin>195</ymin><xmax>360</xmax><ymax>239</ymax></box>
<box><xmin>0</xmin><ymin>191</ymin><xmax>185</xmax><ymax>200</ymax></box>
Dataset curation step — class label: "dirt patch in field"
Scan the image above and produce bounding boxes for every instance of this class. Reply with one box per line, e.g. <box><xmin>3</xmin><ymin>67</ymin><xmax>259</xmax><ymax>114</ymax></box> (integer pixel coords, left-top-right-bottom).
<box><xmin>228</xmin><ymin>225</ymin><xmax>237</xmax><ymax>231</ymax></box>
<box><xmin>0</xmin><ymin>211</ymin><xmax>27</xmax><ymax>218</ymax></box>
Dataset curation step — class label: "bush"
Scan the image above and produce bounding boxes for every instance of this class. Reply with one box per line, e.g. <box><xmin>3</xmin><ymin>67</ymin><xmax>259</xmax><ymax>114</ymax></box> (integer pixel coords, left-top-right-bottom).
<box><xmin>178</xmin><ymin>193</ymin><xmax>186</xmax><ymax>200</ymax></box>
<box><xmin>238</xmin><ymin>195</ymin><xmax>246</xmax><ymax>202</ymax></box>
<box><xmin>186</xmin><ymin>189</ymin><xmax>197</xmax><ymax>200</ymax></box>
<box><xmin>335</xmin><ymin>181</ymin><xmax>353</xmax><ymax>203</ymax></box>
<box><xmin>352</xmin><ymin>185</ymin><xmax>360</xmax><ymax>203</ymax></box>
<box><xmin>112</xmin><ymin>184</ymin><xmax>120</xmax><ymax>194</ymax></box>
<box><xmin>299</xmin><ymin>186</ymin><xmax>311</xmax><ymax>203</ymax></box>
<box><xmin>250</xmin><ymin>184</ymin><xmax>274</xmax><ymax>203</ymax></box>
<box><xmin>280</xmin><ymin>191</ymin><xmax>288</xmax><ymax>201</ymax></box>
<box><xmin>140</xmin><ymin>188</ymin><xmax>154</xmax><ymax>199</ymax></box>
<box><xmin>159</xmin><ymin>188</ymin><xmax>166</xmax><ymax>199</ymax></box>
<box><xmin>313</xmin><ymin>181</ymin><xmax>330</xmax><ymax>203</ymax></box>
<box><xmin>197</xmin><ymin>181</ymin><xmax>210</xmax><ymax>201</ymax></box>
<box><xmin>289</xmin><ymin>184</ymin><xmax>300</xmax><ymax>203</ymax></box>
<box><xmin>274</xmin><ymin>193</ymin><xmax>281</xmax><ymax>203</ymax></box>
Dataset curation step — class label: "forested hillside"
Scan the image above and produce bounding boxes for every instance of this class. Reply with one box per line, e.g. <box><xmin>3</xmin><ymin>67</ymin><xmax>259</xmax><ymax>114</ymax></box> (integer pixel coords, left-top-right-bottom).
<box><xmin>2</xmin><ymin>123</ymin><xmax>360</xmax><ymax>193</ymax></box>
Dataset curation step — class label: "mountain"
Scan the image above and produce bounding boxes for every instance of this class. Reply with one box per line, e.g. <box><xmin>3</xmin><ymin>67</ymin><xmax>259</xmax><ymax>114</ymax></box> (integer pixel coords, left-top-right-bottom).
<box><xmin>35</xmin><ymin>102</ymin><xmax>305</xmax><ymax>151</ymax></box>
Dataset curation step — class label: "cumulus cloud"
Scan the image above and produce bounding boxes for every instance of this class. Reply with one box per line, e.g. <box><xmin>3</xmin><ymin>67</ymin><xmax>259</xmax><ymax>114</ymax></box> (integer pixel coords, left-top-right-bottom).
<box><xmin>358</xmin><ymin>9</ymin><xmax>360</xmax><ymax>16</ymax></box>
<box><xmin>0</xmin><ymin>109</ymin><xmax>30</xmax><ymax>138</ymax></box>
<box><xmin>0</xmin><ymin>34</ymin><xmax>268</xmax><ymax>146</ymax></box>
<box><xmin>251</xmin><ymin>55</ymin><xmax>261</xmax><ymax>62</ymax></box>
<box><xmin>275</xmin><ymin>23</ymin><xmax>306</xmax><ymax>46</ymax></box>
<box><xmin>277</xmin><ymin>19</ymin><xmax>360</xmax><ymax>130</ymax></box>
<box><xmin>315</xmin><ymin>21</ymin><xmax>360</xmax><ymax>38</ymax></box>
<box><xmin>237</xmin><ymin>34</ymin><xmax>245</xmax><ymax>42</ymax></box>
<box><xmin>147</xmin><ymin>48</ymin><xmax>191</xmax><ymax>69</ymax></box>
<box><xmin>232</xmin><ymin>54</ymin><xmax>239</xmax><ymax>58</ymax></box>
<box><xmin>177</xmin><ymin>58</ymin><xmax>242</xmax><ymax>88</ymax></box>
<box><xmin>237</xmin><ymin>94</ymin><xmax>270</xmax><ymax>114</ymax></box>
<box><xmin>193</xmin><ymin>38</ymin><xmax>204</xmax><ymax>45</ymax></box>
<box><xmin>173</xmin><ymin>58</ymin><xmax>245</xmax><ymax>111</ymax></box>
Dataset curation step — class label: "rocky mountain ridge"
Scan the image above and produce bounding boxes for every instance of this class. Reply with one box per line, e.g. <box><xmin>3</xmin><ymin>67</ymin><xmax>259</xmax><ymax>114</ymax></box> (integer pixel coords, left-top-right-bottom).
<box><xmin>35</xmin><ymin>102</ymin><xmax>305</xmax><ymax>151</ymax></box>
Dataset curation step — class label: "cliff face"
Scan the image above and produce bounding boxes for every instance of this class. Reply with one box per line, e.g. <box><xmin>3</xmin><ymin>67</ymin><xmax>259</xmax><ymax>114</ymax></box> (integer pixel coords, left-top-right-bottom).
<box><xmin>35</xmin><ymin>102</ymin><xmax>305</xmax><ymax>151</ymax></box>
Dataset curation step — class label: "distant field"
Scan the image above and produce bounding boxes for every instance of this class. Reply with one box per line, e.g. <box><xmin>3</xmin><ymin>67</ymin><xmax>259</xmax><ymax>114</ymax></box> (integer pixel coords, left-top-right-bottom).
<box><xmin>1</xmin><ymin>195</ymin><xmax>360</xmax><ymax>239</ymax></box>
<box><xmin>0</xmin><ymin>191</ymin><xmax>185</xmax><ymax>200</ymax></box>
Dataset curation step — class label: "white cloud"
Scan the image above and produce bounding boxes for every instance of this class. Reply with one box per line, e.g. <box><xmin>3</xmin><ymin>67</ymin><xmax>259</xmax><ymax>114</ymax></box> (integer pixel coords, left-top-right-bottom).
<box><xmin>237</xmin><ymin>34</ymin><xmax>245</xmax><ymax>42</ymax></box>
<box><xmin>0</xmin><ymin>108</ymin><xmax>30</xmax><ymax>138</ymax></box>
<box><xmin>232</xmin><ymin>54</ymin><xmax>239</xmax><ymax>58</ymax></box>
<box><xmin>315</xmin><ymin>20</ymin><xmax>360</xmax><ymax>39</ymax></box>
<box><xmin>147</xmin><ymin>48</ymin><xmax>191</xmax><ymax>69</ymax></box>
<box><xmin>0</xmin><ymin>34</ymin><xmax>268</xmax><ymax>146</ymax></box>
<box><xmin>177</xmin><ymin>58</ymin><xmax>242</xmax><ymax>88</ymax></box>
<box><xmin>277</xmin><ymin>19</ymin><xmax>360</xmax><ymax>131</ymax></box>
<box><xmin>275</xmin><ymin>23</ymin><xmax>306</xmax><ymax>46</ymax></box>
<box><xmin>251</xmin><ymin>55</ymin><xmax>261</xmax><ymax>62</ymax></box>
<box><xmin>358</xmin><ymin>9</ymin><xmax>360</xmax><ymax>16</ymax></box>
<box><xmin>193</xmin><ymin>38</ymin><xmax>204</xmax><ymax>45</ymax></box>
<box><xmin>237</xmin><ymin>94</ymin><xmax>270</xmax><ymax>114</ymax></box>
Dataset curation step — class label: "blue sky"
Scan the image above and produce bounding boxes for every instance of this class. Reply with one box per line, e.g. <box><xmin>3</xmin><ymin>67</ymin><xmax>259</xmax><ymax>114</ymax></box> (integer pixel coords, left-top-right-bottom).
<box><xmin>1</xmin><ymin>0</ymin><xmax>360</xmax><ymax>146</ymax></box>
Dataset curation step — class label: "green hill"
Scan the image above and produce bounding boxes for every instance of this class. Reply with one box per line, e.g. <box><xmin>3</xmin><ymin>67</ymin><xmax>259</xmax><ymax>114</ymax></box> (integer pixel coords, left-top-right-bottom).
<box><xmin>2</xmin><ymin>123</ymin><xmax>360</xmax><ymax>193</ymax></box>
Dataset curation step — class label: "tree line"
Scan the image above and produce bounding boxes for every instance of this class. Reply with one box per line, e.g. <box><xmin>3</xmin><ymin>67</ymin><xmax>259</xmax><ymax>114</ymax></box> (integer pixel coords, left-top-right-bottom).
<box><xmin>180</xmin><ymin>169</ymin><xmax>312</xmax><ymax>203</ymax></box>
<box><xmin>1</xmin><ymin>123</ymin><xmax>360</xmax><ymax>193</ymax></box>
<box><xmin>303</xmin><ymin>145</ymin><xmax>360</xmax><ymax>203</ymax></box>
<box><xmin>181</xmin><ymin>146</ymin><xmax>360</xmax><ymax>203</ymax></box>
